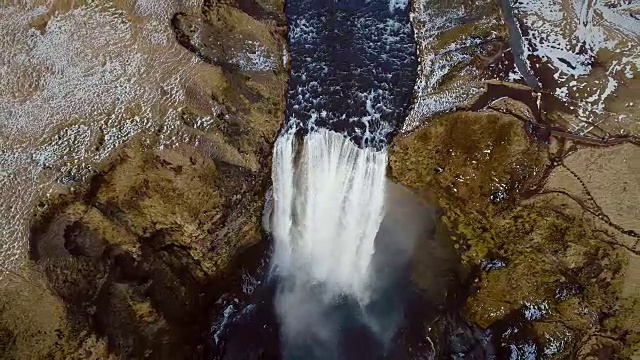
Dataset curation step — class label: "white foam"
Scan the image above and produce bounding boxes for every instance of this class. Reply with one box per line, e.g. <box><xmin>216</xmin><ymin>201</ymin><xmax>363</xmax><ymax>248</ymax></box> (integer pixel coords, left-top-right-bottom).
<box><xmin>389</xmin><ymin>0</ymin><xmax>409</xmax><ymax>13</ymax></box>
<box><xmin>270</xmin><ymin>129</ymin><xmax>387</xmax><ymax>302</ymax></box>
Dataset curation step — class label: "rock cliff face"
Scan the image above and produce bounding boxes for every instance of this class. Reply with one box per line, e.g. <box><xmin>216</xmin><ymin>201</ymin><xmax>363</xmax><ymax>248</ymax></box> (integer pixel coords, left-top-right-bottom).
<box><xmin>1</xmin><ymin>0</ymin><xmax>287</xmax><ymax>358</ymax></box>
<box><xmin>390</xmin><ymin>108</ymin><xmax>639</xmax><ymax>358</ymax></box>
<box><xmin>391</xmin><ymin>0</ymin><xmax>640</xmax><ymax>357</ymax></box>
<box><xmin>2</xmin><ymin>0</ymin><xmax>638</xmax><ymax>358</ymax></box>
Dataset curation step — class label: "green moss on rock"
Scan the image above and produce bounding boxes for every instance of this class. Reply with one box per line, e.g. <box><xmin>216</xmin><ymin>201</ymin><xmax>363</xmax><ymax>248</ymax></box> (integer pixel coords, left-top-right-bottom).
<box><xmin>390</xmin><ymin>110</ymin><xmax>640</xmax><ymax>357</ymax></box>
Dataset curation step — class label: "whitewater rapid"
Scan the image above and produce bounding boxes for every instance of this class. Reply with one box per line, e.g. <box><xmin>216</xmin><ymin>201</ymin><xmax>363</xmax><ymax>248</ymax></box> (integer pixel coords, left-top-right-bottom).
<box><xmin>209</xmin><ymin>1</ymin><xmax>417</xmax><ymax>355</ymax></box>
<box><xmin>271</xmin><ymin>129</ymin><xmax>387</xmax><ymax>302</ymax></box>
<box><xmin>268</xmin><ymin>0</ymin><xmax>415</xmax><ymax>311</ymax></box>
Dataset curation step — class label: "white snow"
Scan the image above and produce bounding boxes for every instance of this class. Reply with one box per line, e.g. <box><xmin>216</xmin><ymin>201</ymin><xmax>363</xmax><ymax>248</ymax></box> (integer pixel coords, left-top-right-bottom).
<box><xmin>232</xmin><ymin>40</ymin><xmax>277</xmax><ymax>72</ymax></box>
<box><xmin>0</xmin><ymin>1</ymin><xmax>212</xmax><ymax>279</ymax></box>
<box><xmin>514</xmin><ymin>0</ymin><xmax>640</xmax><ymax>129</ymax></box>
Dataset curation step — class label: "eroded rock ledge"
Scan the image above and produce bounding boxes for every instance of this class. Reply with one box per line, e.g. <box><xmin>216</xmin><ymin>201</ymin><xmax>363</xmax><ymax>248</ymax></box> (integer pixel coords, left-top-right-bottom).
<box><xmin>390</xmin><ymin>108</ymin><xmax>640</xmax><ymax>358</ymax></box>
<box><xmin>7</xmin><ymin>0</ymin><xmax>288</xmax><ymax>358</ymax></box>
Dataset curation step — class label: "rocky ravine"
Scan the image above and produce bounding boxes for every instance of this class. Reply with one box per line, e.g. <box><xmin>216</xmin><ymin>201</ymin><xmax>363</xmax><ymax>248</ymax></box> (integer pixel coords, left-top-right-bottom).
<box><xmin>1</xmin><ymin>0</ymin><xmax>639</xmax><ymax>359</ymax></box>
<box><xmin>1</xmin><ymin>0</ymin><xmax>287</xmax><ymax>358</ymax></box>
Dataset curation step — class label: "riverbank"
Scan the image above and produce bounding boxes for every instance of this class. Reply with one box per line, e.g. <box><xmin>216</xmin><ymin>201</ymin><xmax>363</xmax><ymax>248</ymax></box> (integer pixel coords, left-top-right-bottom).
<box><xmin>1</xmin><ymin>0</ymin><xmax>638</xmax><ymax>358</ymax></box>
<box><xmin>389</xmin><ymin>0</ymin><xmax>640</xmax><ymax>356</ymax></box>
<box><xmin>390</xmin><ymin>107</ymin><xmax>639</xmax><ymax>358</ymax></box>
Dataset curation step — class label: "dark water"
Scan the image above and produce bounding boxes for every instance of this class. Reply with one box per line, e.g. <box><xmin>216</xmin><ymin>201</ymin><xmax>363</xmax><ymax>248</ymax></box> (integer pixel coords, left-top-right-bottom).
<box><xmin>207</xmin><ymin>1</ymin><xmax>495</xmax><ymax>359</ymax></box>
<box><xmin>284</xmin><ymin>0</ymin><xmax>417</xmax><ymax>149</ymax></box>
<box><xmin>209</xmin><ymin>182</ymin><xmax>471</xmax><ymax>360</ymax></box>
<box><xmin>498</xmin><ymin>0</ymin><xmax>541</xmax><ymax>90</ymax></box>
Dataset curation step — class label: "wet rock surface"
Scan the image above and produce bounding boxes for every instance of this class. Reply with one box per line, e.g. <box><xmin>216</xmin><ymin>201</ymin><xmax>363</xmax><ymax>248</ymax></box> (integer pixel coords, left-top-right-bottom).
<box><xmin>29</xmin><ymin>142</ymin><xmax>264</xmax><ymax>358</ymax></box>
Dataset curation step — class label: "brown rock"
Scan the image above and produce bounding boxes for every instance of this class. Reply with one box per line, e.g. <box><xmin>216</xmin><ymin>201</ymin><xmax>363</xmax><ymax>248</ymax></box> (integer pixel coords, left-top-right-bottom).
<box><xmin>23</xmin><ymin>0</ymin><xmax>288</xmax><ymax>358</ymax></box>
<box><xmin>390</xmin><ymin>109</ymin><xmax>639</xmax><ymax>358</ymax></box>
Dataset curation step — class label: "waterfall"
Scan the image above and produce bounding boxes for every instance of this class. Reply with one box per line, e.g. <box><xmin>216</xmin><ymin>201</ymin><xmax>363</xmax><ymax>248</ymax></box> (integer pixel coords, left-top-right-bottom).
<box><xmin>266</xmin><ymin>0</ymin><xmax>416</xmax><ymax>356</ymax></box>
<box><xmin>208</xmin><ymin>0</ymin><xmax>418</xmax><ymax>356</ymax></box>
<box><xmin>270</xmin><ymin>129</ymin><xmax>387</xmax><ymax>302</ymax></box>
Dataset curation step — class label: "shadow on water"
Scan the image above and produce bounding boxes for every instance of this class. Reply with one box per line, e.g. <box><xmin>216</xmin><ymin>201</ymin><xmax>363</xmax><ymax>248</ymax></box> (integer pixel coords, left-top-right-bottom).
<box><xmin>210</xmin><ymin>181</ymin><xmax>498</xmax><ymax>360</ymax></box>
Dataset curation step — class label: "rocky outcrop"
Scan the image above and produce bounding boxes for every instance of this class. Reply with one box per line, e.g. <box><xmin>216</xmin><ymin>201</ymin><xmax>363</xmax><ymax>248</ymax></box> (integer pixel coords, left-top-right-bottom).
<box><xmin>395</xmin><ymin>0</ymin><xmax>640</xmax><ymax>355</ymax></box>
<box><xmin>390</xmin><ymin>108</ymin><xmax>640</xmax><ymax>358</ymax></box>
<box><xmin>19</xmin><ymin>0</ymin><xmax>288</xmax><ymax>358</ymax></box>
<box><xmin>405</xmin><ymin>0</ymin><xmax>510</xmax><ymax>131</ymax></box>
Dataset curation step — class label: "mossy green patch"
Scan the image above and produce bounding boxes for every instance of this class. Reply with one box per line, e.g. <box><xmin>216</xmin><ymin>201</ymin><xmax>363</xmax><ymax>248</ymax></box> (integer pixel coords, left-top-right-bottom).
<box><xmin>390</xmin><ymin>110</ymin><xmax>639</xmax><ymax>357</ymax></box>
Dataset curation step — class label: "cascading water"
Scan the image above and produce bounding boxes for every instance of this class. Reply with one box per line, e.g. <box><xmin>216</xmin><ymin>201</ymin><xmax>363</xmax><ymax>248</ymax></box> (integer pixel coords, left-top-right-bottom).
<box><xmin>210</xmin><ymin>1</ymin><xmax>516</xmax><ymax>358</ymax></box>
<box><xmin>209</xmin><ymin>0</ymin><xmax>418</xmax><ymax>358</ymax></box>
<box><xmin>269</xmin><ymin>0</ymin><xmax>416</xmax><ymax>303</ymax></box>
<box><xmin>271</xmin><ymin>129</ymin><xmax>387</xmax><ymax>302</ymax></box>
<box><xmin>264</xmin><ymin>1</ymin><xmax>417</xmax><ymax>357</ymax></box>
<box><xmin>269</xmin><ymin>130</ymin><xmax>391</xmax><ymax>359</ymax></box>
<box><xmin>268</xmin><ymin>0</ymin><xmax>416</xmax><ymax>357</ymax></box>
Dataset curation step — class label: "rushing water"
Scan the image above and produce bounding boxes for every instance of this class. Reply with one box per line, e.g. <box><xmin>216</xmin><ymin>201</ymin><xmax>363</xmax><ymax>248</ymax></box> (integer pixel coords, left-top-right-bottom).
<box><xmin>271</xmin><ymin>130</ymin><xmax>389</xmax><ymax>359</ymax></box>
<box><xmin>284</xmin><ymin>0</ymin><xmax>416</xmax><ymax>149</ymax></box>
<box><xmin>211</xmin><ymin>1</ymin><xmax>418</xmax><ymax>358</ymax></box>
<box><xmin>271</xmin><ymin>1</ymin><xmax>417</xmax><ymax>357</ymax></box>
<box><xmin>271</xmin><ymin>130</ymin><xmax>387</xmax><ymax>301</ymax></box>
